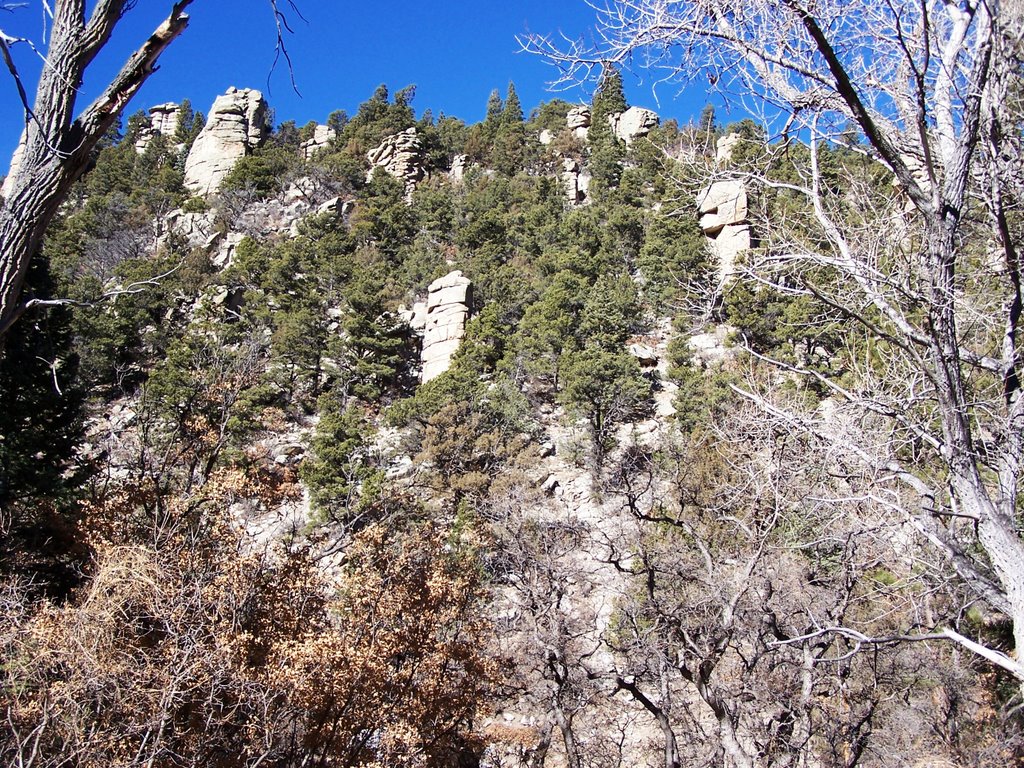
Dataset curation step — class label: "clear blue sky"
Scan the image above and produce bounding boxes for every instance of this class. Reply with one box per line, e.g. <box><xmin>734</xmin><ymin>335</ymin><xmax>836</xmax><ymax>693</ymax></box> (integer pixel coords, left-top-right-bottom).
<box><xmin>0</xmin><ymin>1</ymin><xmax>720</xmax><ymax>164</ymax></box>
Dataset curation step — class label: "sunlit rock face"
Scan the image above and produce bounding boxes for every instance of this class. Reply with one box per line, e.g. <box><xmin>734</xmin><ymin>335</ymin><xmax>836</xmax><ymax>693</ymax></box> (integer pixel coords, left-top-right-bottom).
<box><xmin>420</xmin><ymin>270</ymin><xmax>472</xmax><ymax>383</ymax></box>
<box><xmin>184</xmin><ymin>87</ymin><xmax>268</xmax><ymax>196</ymax></box>
<box><xmin>609</xmin><ymin>106</ymin><xmax>659</xmax><ymax>145</ymax></box>
<box><xmin>366</xmin><ymin>127</ymin><xmax>425</xmax><ymax>195</ymax></box>
<box><xmin>697</xmin><ymin>180</ymin><xmax>750</xmax><ymax>284</ymax></box>
<box><xmin>301</xmin><ymin>124</ymin><xmax>336</xmax><ymax>160</ymax></box>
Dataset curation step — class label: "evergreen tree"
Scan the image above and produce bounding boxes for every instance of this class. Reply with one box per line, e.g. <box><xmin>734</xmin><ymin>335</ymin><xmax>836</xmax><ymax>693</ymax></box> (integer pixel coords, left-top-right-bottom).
<box><xmin>592</xmin><ymin>68</ymin><xmax>627</xmax><ymax>116</ymax></box>
<box><xmin>587</xmin><ymin>67</ymin><xmax>628</xmax><ymax>192</ymax></box>
<box><xmin>173</xmin><ymin>99</ymin><xmax>205</xmax><ymax>151</ymax></box>
<box><xmin>558</xmin><ymin>347</ymin><xmax>650</xmax><ymax>466</ymax></box>
<box><xmin>697</xmin><ymin>103</ymin><xmax>718</xmax><ymax>136</ymax></box>
<box><xmin>301</xmin><ymin>393</ymin><xmax>370</xmax><ymax>524</ymax></box>
<box><xmin>638</xmin><ymin>212</ymin><xmax>710</xmax><ymax>314</ymax></box>
<box><xmin>502</xmin><ymin>81</ymin><xmax>523</xmax><ymax>124</ymax></box>
<box><xmin>578</xmin><ymin>273</ymin><xmax>643</xmax><ymax>351</ymax></box>
<box><xmin>492</xmin><ymin>82</ymin><xmax>527</xmax><ymax>176</ymax></box>
<box><xmin>483</xmin><ymin>88</ymin><xmax>504</xmax><ymax>137</ymax></box>
<box><xmin>463</xmin><ymin>89</ymin><xmax>504</xmax><ymax>164</ymax></box>
<box><xmin>342</xmin><ymin>267</ymin><xmax>408</xmax><ymax>401</ymax></box>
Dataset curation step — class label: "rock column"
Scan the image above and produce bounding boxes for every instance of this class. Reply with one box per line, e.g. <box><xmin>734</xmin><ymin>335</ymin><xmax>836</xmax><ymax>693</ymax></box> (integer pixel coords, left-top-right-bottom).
<box><xmin>420</xmin><ymin>271</ymin><xmax>472</xmax><ymax>383</ymax></box>
<box><xmin>183</xmin><ymin>87</ymin><xmax>268</xmax><ymax>196</ymax></box>
<box><xmin>697</xmin><ymin>181</ymin><xmax>751</xmax><ymax>284</ymax></box>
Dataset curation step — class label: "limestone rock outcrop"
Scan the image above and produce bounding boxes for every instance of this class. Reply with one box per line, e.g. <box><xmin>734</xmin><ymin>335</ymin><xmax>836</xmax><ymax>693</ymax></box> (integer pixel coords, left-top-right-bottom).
<box><xmin>183</xmin><ymin>87</ymin><xmax>268</xmax><ymax>196</ymax></box>
<box><xmin>163</xmin><ymin>209</ymin><xmax>219</xmax><ymax>250</ymax></box>
<box><xmin>697</xmin><ymin>180</ymin><xmax>750</xmax><ymax>283</ymax></box>
<box><xmin>609</xmin><ymin>106</ymin><xmax>659</xmax><ymax>145</ymax></box>
<box><xmin>149</xmin><ymin>103</ymin><xmax>181</xmax><ymax>137</ymax></box>
<box><xmin>449</xmin><ymin>154</ymin><xmax>468</xmax><ymax>182</ymax></box>
<box><xmin>419</xmin><ymin>271</ymin><xmax>472</xmax><ymax>383</ymax></box>
<box><xmin>715</xmin><ymin>132</ymin><xmax>742</xmax><ymax>165</ymax></box>
<box><xmin>134</xmin><ymin>103</ymin><xmax>181</xmax><ymax>153</ymax></box>
<box><xmin>561</xmin><ymin>157</ymin><xmax>591</xmax><ymax>206</ymax></box>
<box><xmin>567</xmin><ymin>106</ymin><xmax>592</xmax><ymax>139</ymax></box>
<box><xmin>316</xmin><ymin>196</ymin><xmax>354</xmax><ymax>220</ymax></box>
<box><xmin>366</xmin><ymin>127</ymin><xmax>424</xmax><ymax>194</ymax></box>
<box><xmin>2</xmin><ymin>137</ymin><xmax>26</xmax><ymax>198</ymax></box>
<box><xmin>301</xmin><ymin>124</ymin><xmax>336</xmax><ymax>159</ymax></box>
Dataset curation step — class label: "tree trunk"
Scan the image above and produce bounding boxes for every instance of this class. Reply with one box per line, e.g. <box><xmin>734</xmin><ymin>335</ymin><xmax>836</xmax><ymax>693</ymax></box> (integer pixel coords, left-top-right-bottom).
<box><xmin>0</xmin><ymin>1</ymin><xmax>193</xmax><ymax>337</ymax></box>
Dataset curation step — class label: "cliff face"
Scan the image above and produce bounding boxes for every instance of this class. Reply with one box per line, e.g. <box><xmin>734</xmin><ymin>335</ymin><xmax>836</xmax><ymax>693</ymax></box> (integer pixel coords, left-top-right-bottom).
<box><xmin>183</xmin><ymin>87</ymin><xmax>268</xmax><ymax>195</ymax></box>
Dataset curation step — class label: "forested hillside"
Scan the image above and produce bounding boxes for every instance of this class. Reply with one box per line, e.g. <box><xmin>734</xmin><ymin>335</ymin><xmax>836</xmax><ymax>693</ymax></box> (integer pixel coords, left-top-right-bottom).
<box><xmin>1</xmin><ymin>24</ymin><xmax>1022</xmax><ymax>767</ymax></box>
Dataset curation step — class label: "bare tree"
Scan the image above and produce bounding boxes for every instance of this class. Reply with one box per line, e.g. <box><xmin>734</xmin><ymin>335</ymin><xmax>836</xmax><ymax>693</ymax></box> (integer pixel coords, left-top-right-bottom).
<box><xmin>524</xmin><ymin>0</ymin><xmax>1024</xmax><ymax>691</ymax></box>
<box><xmin>0</xmin><ymin>1</ymin><xmax>299</xmax><ymax>338</ymax></box>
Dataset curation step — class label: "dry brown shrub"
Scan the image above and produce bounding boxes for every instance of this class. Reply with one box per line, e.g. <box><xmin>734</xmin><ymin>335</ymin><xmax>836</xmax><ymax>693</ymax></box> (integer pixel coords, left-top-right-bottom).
<box><xmin>1</xmin><ymin>490</ymin><xmax>495</xmax><ymax>767</ymax></box>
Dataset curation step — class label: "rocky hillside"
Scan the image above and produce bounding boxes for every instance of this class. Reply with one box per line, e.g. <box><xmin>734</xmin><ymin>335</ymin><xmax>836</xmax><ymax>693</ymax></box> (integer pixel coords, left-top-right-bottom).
<box><xmin>0</xmin><ymin>73</ymin><xmax>1018</xmax><ymax>768</ymax></box>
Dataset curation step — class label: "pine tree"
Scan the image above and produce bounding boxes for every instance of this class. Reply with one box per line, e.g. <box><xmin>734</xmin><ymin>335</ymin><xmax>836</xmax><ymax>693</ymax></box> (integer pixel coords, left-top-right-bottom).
<box><xmin>587</xmin><ymin>68</ymin><xmax>628</xmax><ymax>192</ymax></box>
<box><xmin>300</xmin><ymin>393</ymin><xmax>369</xmax><ymax>523</ymax></box>
<box><xmin>502</xmin><ymin>81</ymin><xmax>523</xmax><ymax>124</ymax></box>
<box><xmin>483</xmin><ymin>89</ymin><xmax>504</xmax><ymax>138</ymax></box>
<box><xmin>697</xmin><ymin>104</ymin><xmax>717</xmax><ymax>136</ymax></box>
<box><xmin>492</xmin><ymin>82</ymin><xmax>527</xmax><ymax>176</ymax></box>
<box><xmin>174</xmin><ymin>99</ymin><xmax>205</xmax><ymax>151</ymax></box>
<box><xmin>592</xmin><ymin>68</ymin><xmax>627</xmax><ymax>117</ymax></box>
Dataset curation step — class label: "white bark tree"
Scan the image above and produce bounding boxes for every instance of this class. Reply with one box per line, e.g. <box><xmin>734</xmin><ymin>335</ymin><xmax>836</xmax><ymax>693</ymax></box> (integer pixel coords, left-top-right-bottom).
<box><xmin>525</xmin><ymin>0</ymin><xmax>1024</xmax><ymax>689</ymax></box>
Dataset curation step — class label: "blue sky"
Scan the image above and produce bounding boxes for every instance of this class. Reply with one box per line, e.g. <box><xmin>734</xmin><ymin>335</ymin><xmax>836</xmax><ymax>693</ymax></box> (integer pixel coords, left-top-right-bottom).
<box><xmin>0</xmin><ymin>1</ymin><xmax>719</xmax><ymax>163</ymax></box>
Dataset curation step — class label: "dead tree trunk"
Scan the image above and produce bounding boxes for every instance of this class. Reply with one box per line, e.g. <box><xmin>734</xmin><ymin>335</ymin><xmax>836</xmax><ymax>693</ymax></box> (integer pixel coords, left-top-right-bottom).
<box><xmin>0</xmin><ymin>1</ymin><xmax>193</xmax><ymax>337</ymax></box>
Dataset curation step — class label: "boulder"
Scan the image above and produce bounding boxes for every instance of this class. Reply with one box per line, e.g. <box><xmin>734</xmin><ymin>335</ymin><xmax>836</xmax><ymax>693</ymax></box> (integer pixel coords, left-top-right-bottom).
<box><xmin>163</xmin><ymin>208</ymin><xmax>218</xmax><ymax>249</ymax></box>
<box><xmin>398</xmin><ymin>301</ymin><xmax>428</xmax><ymax>332</ymax></box>
<box><xmin>609</xmin><ymin>106</ymin><xmax>659</xmax><ymax>145</ymax></box>
<box><xmin>716</xmin><ymin>132</ymin><xmax>742</xmax><ymax>165</ymax></box>
<box><xmin>183</xmin><ymin>87</ymin><xmax>268</xmax><ymax>196</ymax></box>
<box><xmin>301</xmin><ymin>124</ymin><xmax>336</xmax><ymax>159</ymax></box>
<box><xmin>449</xmin><ymin>154</ymin><xmax>469</xmax><ymax>182</ymax></box>
<box><xmin>697</xmin><ymin>181</ymin><xmax>748</xmax><ymax>234</ymax></box>
<box><xmin>628</xmin><ymin>342</ymin><xmax>659</xmax><ymax>368</ymax></box>
<box><xmin>420</xmin><ymin>271</ymin><xmax>472</xmax><ymax>383</ymax></box>
<box><xmin>211</xmin><ymin>231</ymin><xmax>246</xmax><ymax>269</ymax></box>
<box><xmin>697</xmin><ymin>180</ymin><xmax>751</xmax><ymax>283</ymax></box>
<box><xmin>567</xmin><ymin>106</ymin><xmax>592</xmax><ymax>130</ymax></box>
<box><xmin>316</xmin><ymin>197</ymin><xmax>354</xmax><ymax>219</ymax></box>
<box><xmin>561</xmin><ymin>157</ymin><xmax>591</xmax><ymax>206</ymax></box>
<box><xmin>135</xmin><ymin>102</ymin><xmax>181</xmax><ymax>153</ymax></box>
<box><xmin>366</xmin><ymin>127</ymin><xmax>424</xmax><ymax>194</ymax></box>
<box><xmin>688</xmin><ymin>325</ymin><xmax>734</xmax><ymax>366</ymax></box>
<box><xmin>149</xmin><ymin>103</ymin><xmax>181</xmax><ymax>137</ymax></box>
<box><xmin>567</xmin><ymin>106</ymin><xmax>591</xmax><ymax>139</ymax></box>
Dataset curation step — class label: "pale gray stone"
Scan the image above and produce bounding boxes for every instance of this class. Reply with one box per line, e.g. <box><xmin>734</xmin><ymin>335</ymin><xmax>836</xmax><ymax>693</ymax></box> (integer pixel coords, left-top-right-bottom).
<box><xmin>628</xmin><ymin>343</ymin><xmax>659</xmax><ymax>367</ymax></box>
<box><xmin>149</xmin><ymin>103</ymin><xmax>181</xmax><ymax>137</ymax></box>
<box><xmin>419</xmin><ymin>270</ymin><xmax>472</xmax><ymax>382</ymax></box>
<box><xmin>567</xmin><ymin>106</ymin><xmax>591</xmax><ymax>130</ymax></box>
<box><xmin>366</xmin><ymin>127</ymin><xmax>424</xmax><ymax>195</ymax></box>
<box><xmin>301</xmin><ymin>124</ymin><xmax>336</xmax><ymax>160</ymax></box>
<box><xmin>697</xmin><ymin>181</ymin><xmax>751</xmax><ymax>283</ymax></box>
<box><xmin>449</xmin><ymin>154</ymin><xmax>469</xmax><ymax>182</ymax></box>
<box><xmin>609</xmin><ymin>106</ymin><xmax>659</xmax><ymax>145</ymax></box>
<box><xmin>561</xmin><ymin>157</ymin><xmax>591</xmax><ymax>206</ymax></box>
<box><xmin>183</xmin><ymin>87</ymin><xmax>268</xmax><ymax>196</ymax></box>
<box><xmin>716</xmin><ymin>132</ymin><xmax>742</xmax><ymax>165</ymax></box>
